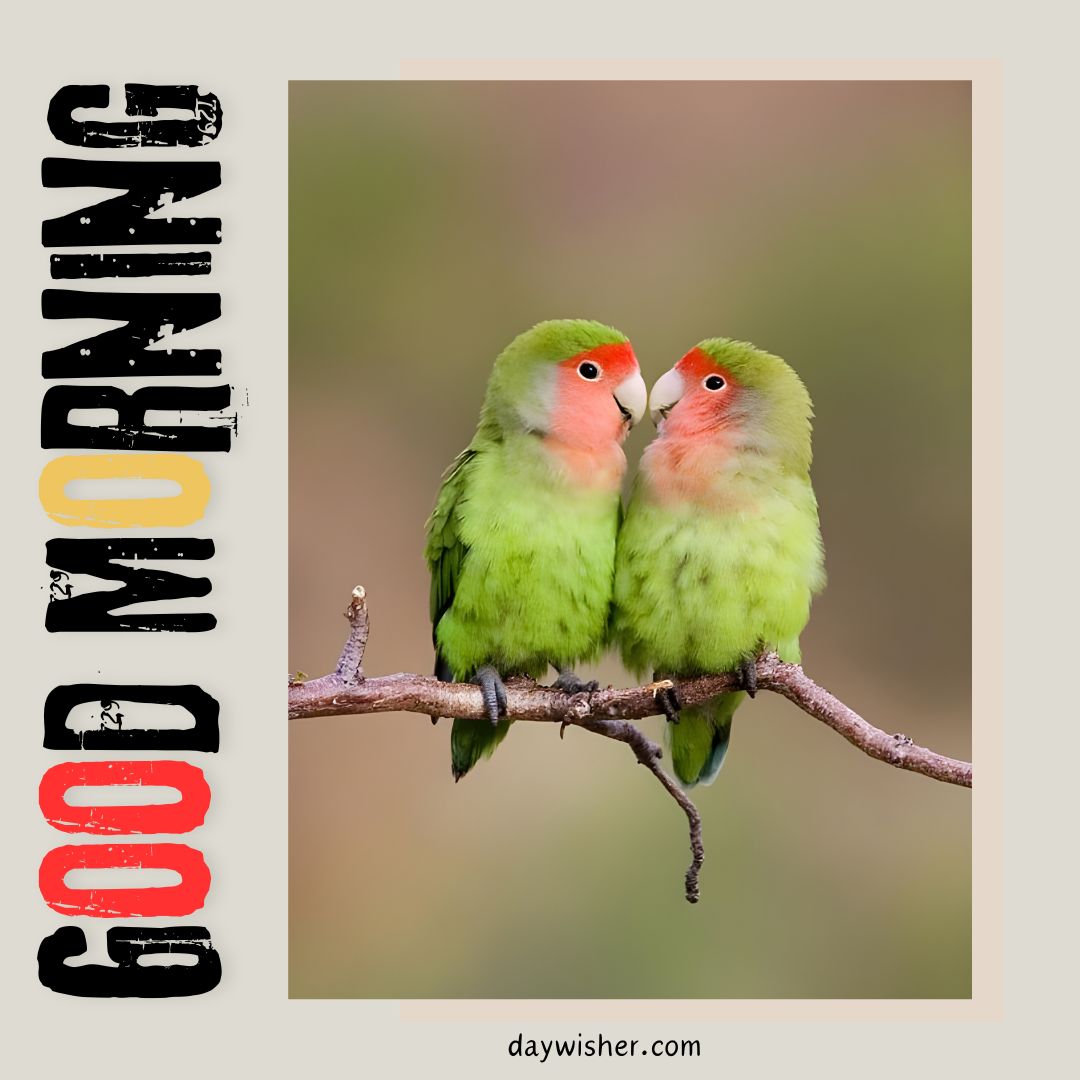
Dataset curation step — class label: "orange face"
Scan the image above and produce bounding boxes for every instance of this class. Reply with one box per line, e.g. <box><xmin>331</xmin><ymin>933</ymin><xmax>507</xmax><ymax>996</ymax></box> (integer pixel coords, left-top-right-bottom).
<box><xmin>548</xmin><ymin>341</ymin><xmax>646</xmax><ymax>452</ymax></box>
<box><xmin>650</xmin><ymin>346</ymin><xmax>740</xmax><ymax>440</ymax></box>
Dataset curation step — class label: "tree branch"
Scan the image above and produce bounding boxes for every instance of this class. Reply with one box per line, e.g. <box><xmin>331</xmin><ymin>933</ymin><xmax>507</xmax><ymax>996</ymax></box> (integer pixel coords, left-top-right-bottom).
<box><xmin>289</xmin><ymin>586</ymin><xmax>971</xmax><ymax>903</ymax></box>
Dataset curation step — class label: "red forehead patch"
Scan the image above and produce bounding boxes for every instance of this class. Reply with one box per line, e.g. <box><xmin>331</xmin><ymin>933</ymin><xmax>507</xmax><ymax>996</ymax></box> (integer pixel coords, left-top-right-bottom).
<box><xmin>675</xmin><ymin>346</ymin><xmax>733</xmax><ymax>385</ymax></box>
<box><xmin>561</xmin><ymin>340</ymin><xmax>639</xmax><ymax>378</ymax></box>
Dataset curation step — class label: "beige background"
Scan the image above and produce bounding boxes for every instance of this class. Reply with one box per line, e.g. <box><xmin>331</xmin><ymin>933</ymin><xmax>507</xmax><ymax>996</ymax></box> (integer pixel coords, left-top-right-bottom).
<box><xmin>1</xmin><ymin>1</ymin><xmax>1065</xmax><ymax>1074</ymax></box>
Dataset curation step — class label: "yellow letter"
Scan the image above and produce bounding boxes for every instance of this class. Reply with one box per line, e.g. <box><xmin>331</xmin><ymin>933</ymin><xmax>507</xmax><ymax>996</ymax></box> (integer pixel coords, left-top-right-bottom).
<box><xmin>39</xmin><ymin>455</ymin><xmax>210</xmax><ymax>528</ymax></box>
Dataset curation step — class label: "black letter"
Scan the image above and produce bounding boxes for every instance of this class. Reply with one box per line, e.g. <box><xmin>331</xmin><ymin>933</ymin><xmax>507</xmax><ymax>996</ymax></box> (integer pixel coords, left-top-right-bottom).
<box><xmin>44</xmin><ymin>684</ymin><xmax>220</xmax><ymax>751</ymax></box>
<box><xmin>50</xmin><ymin>252</ymin><xmax>212</xmax><ymax>279</ymax></box>
<box><xmin>47</xmin><ymin>84</ymin><xmax>222</xmax><ymax>148</ymax></box>
<box><xmin>45</xmin><ymin>538</ymin><xmax>215</xmax><ymax>633</ymax></box>
<box><xmin>42</xmin><ymin>384</ymin><xmax>233</xmax><ymax>451</ymax></box>
<box><xmin>38</xmin><ymin>925</ymin><xmax>221</xmax><ymax>997</ymax></box>
<box><xmin>42</xmin><ymin>289</ymin><xmax>220</xmax><ymax>379</ymax></box>
<box><xmin>43</xmin><ymin>158</ymin><xmax>221</xmax><ymax>247</ymax></box>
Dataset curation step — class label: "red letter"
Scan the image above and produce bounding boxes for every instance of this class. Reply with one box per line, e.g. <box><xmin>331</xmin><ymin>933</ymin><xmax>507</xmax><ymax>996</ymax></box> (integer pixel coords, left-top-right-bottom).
<box><xmin>39</xmin><ymin>760</ymin><xmax>211</xmax><ymax>835</ymax></box>
<box><xmin>39</xmin><ymin>843</ymin><xmax>210</xmax><ymax>917</ymax></box>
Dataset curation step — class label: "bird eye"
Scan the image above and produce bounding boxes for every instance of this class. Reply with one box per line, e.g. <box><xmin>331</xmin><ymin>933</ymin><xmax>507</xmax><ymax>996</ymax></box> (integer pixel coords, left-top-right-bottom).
<box><xmin>704</xmin><ymin>374</ymin><xmax>726</xmax><ymax>391</ymax></box>
<box><xmin>578</xmin><ymin>361</ymin><xmax>601</xmax><ymax>380</ymax></box>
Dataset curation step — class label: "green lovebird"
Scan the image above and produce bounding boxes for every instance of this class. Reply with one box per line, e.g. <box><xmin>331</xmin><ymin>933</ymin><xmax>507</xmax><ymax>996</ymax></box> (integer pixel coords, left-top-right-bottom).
<box><xmin>612</xmin><ymin>338</ymin><xmax>826</xmax><ymax>787</ymax></box>
<box><xmin>425</xmin><ymin>319</ymin><xmax>647</xmax><ymax>780</ymax></box>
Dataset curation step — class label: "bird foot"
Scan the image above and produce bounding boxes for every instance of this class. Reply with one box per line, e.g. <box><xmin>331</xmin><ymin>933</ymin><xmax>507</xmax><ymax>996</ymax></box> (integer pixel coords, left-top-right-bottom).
<box><xmin>471</xmin><ymin>664</ymin><xmax>508</xmax><ymax>725</ymax></box>
<box><xmin>552</xmin><ymin>668</ymin><xmax>599</xmax><ymax>695</ymax></box>
<box><xmin>656</xmin><ymin>688</ymin><xmax>682</xmax><ymax>724</ymax></box>
<box><xmin>739</xmin><ymin>657</ymin><xmax>758</xmax><ymax>698</ymax></box>
<box><xmin>652</xmin><ymin>673</ymin><xmax>682</xmax><ymax>724</ymax></box>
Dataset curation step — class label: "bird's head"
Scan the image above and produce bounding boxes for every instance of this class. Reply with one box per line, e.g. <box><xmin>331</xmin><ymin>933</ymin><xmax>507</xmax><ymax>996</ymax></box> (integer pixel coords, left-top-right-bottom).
<box><xmin>649</xmin><ymin>337</ymin><xmax>814</xmax><ymax>469</ymax></box>
<box><xmin>484</xmin><ymin>319</ymin><xmax>646</xmax><ymax>451</ymax></box>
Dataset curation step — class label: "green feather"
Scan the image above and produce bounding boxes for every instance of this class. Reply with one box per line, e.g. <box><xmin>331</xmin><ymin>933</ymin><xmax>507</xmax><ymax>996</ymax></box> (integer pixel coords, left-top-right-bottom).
<box><xmin>426</xmin><ymin>447</ymin><xmax>475</xmax><ymax>631</ymax></box>
<box><xmin>450</xmin><ymin>716</ymin><xmax>511</xmax><ymax>781</ymax></box>
<box><xmin>670</xmin><ymin>695</ymin><xmax>741</xmax><ymax>788</ymax></box>
<box><xmin>613</xmin><ymin>338</ymin><xmax>825</xmax><ymax>788</ymax></box>
<box><xmin>425</xmin><ymin>320</ymin><xmax>629</xmax><ymax>779</ymax></box>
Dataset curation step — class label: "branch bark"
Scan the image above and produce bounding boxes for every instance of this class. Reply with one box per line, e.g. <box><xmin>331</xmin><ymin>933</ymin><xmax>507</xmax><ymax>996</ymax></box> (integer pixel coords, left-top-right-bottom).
<box><xmin>289</xmin><ymin>586</ymin><xmax>971</xmax><ymax>903</ymax></box>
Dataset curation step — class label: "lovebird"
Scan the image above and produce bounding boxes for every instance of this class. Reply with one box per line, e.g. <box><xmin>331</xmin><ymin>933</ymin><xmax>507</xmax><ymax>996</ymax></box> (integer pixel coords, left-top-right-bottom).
<box><xmin>612</xmin><ymin>338</ymin><xmax>825</xmax><ymax>787</ymax></box>
<box><xmin>425</xmin><ymin>319</ymin><xmax>647</xmax><ymax>780</ymax></box>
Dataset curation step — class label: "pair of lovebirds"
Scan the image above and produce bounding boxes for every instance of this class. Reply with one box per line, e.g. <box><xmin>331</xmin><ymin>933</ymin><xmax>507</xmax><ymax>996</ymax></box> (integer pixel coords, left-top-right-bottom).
<box><xmin>425</xmin><ymin>319</ymin><xmax>825</xmax><ymax>788</ymax></box>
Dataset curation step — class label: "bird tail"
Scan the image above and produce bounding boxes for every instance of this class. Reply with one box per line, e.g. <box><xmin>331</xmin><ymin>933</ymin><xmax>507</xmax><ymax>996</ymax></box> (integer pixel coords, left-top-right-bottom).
<box><xmin>668</xmin><ymin>692</ymin><xmax>744</xmax><ymax>788</ymax></box>
<box><xmin>433</xmin><ymin>650</ymin><xmax>514</xmax><ymax>780</ymax></box>
<box><xmin>450</xmin><ymin>718</ymin><xmax>512</xmax><ymax>781</ymax></box>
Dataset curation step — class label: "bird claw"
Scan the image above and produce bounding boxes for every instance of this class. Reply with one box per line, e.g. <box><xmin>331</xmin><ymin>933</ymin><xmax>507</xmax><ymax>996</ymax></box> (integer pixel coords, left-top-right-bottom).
<box><xmin>657</xmin><ymin>688</ymin><xmax>682</xmax><ymax>724</ymax></box>
<box><xmin>739</xmin><ymin>657</ymin><xmax>758</xmax><ymax>698</ymax></box>
<box><xmin>650</xmin><ymin>673</ymin><xmax>681</xmax><ymax>723</ymax></box>
<box><xmin>552</xmin><ymin>668</ymin><xmax>599</xmax><ymax>695</ymax></box>
<box><xmin>472</xmin><ymin>664</ymin><xmax>508</xmax><ymax>725</ymax></box>
<box><xmin>649</xmin><ymin>674</ymin><xmax>681</xmax><ymax>724</ymax></box>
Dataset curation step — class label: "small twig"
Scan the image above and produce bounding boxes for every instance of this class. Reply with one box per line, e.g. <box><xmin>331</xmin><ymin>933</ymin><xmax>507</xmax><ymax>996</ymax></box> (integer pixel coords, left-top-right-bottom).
<box><xmin>289</xmin><ymin>586</ymin><xmax>369</xmax><ymax>701</ymax></box>
<box><xmin>335</xmin><ymin>586</ymin><xmax>369</xmax><ymax>683</ymax></box>
<box><xmin>289</xmin><ymin>586</ymin><xmax>971</xmax><ymax>903</ymax></box>
<box><xmin>572</xmin><ymin>714</ymin><xmax>704</xmax><ymax>902</ymax></box>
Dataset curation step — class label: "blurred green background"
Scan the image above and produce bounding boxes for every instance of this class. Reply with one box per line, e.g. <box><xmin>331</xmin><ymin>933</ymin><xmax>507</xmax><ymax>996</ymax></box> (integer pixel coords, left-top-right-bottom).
<box><xmin>289</xmin><ymin>81</ymin><xmax>971</xmax><ymax>999</ymax></box>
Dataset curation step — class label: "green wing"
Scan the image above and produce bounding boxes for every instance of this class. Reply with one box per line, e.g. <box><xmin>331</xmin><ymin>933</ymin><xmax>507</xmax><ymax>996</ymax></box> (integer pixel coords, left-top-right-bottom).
<box><xmin>424</xmin><ymin>447</ymin><xmax>477</xmax><ymax>678</ymax></box>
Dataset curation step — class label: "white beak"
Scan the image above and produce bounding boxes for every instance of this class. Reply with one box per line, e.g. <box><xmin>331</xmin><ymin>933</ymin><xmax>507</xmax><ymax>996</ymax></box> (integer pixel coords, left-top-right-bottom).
<box><xmin>649</xmin><ymin>367</ymin><xmax>685</xmax><ymax>425</ymax></box>
<box><xmin>613</xmin><ymin>371</ymin><xmax>648</xmax><ymax>428</ymax></box>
